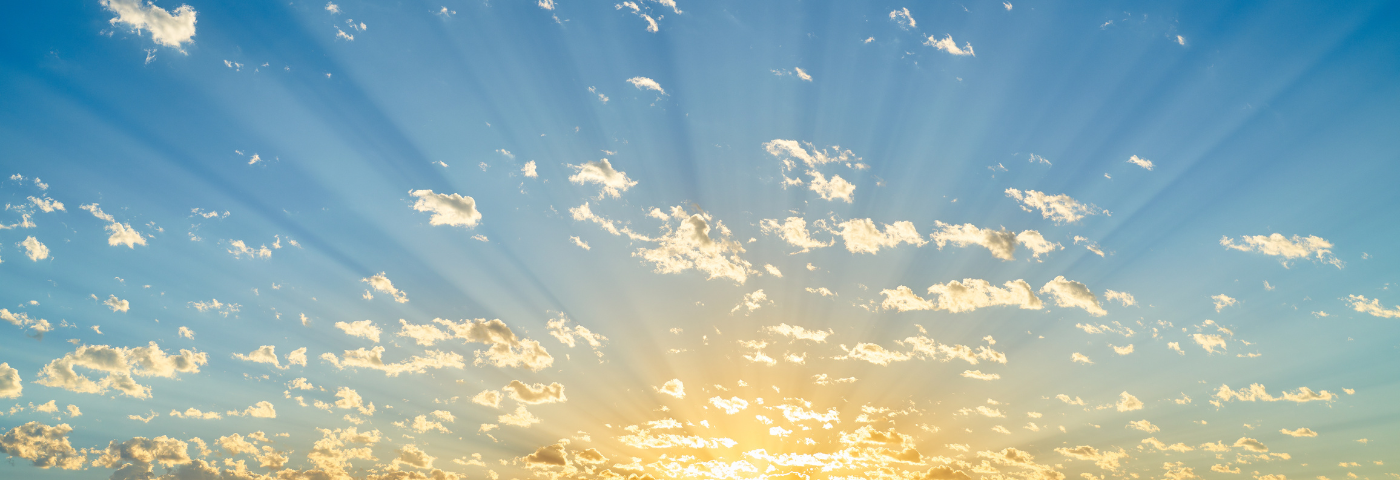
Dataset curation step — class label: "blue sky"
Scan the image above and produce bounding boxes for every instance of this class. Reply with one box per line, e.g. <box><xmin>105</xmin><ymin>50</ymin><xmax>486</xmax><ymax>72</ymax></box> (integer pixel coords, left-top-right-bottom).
<box><xmin>1</xmin><ymin>1</ymin><xmax>1398</xmax><ymax>479</ymax></box>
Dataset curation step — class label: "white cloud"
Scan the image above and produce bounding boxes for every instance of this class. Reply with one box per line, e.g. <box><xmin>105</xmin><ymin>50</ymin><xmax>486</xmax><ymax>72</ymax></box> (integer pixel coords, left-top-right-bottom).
<box><xmin>1103</xmin><ymin>290</ymin><xmax>1136</xmax><ymax>306</ymax></box>
<box><xmin>656</xmin><ymin>379</ymin><xmax>684</xmax><ymax>398</ymax></box>
<box><xmin>1127</xmin><ymin>420</ymin><xmax>1159</xmax><ymax>433</ymax></box>
<box><xmin>503</xmin><ymin>380</ymin><xmax>567</xmax><ymax>404</ymax></box>
<box><xmin>20</xmin><ymin>236</ymin><xmax>48</xmax><ymax>261</ymax></box>
<box><xmin>0</xmin><ymin>422</ymin><xmax>86</xmax><ymax>470</ymax></box>
<box><xmin>226</xmin><ymin>239</ymin><xmax>270</xmax><ymax>259</ymax></box>
<box><xmin>1220</xmin><ymin>233</ymin><xmax>1342</xmax><ymax>268</ymax></box>
<box><xmin>1071</xmin><ymin>352</ymin><xmax>1093</xmax><ymax>364</ymax></box>
<box><xmin>807</xmin><ymin>170</ymin><xmax>855</xmax><ymax>202</ymax></box>
<box><xmin>925</xmin><ymin>34</ymin><xmax>975</xmax><ymax>56</ymax></box>
<box><xmin>103</xmin><ymin>294</ymin><xmax>130</xmax><ymax>312</ymax></box>
<box><xmin>546</xmin><ymin>315</ymin><xmax>606</xmax><ymax>350</ymax></box>
<box><xmin>362</xmin><ymin>272</ymin><xmax>409</xmax><ymax>303</ymax></box>
<box><xmin>1005</xmin><ymin>189</ymin><xmax>1106</xmax><ymax>224</ymax></box>
<box><xmin>233</xmin><ymin>345</ymin><xmax>284</xmax><ymax>369</ymax></box>
<box><xmin>882</xmin><ymin>278</ymin><xmax>1042</xmax><ymax>313</ymax></box>
<box><xmin>1280</xmin><ymin>427</ymin><xmax>1317</xmax><ymax>437</ymax></box>
<box><xmin>634</xmin><ymin>206</ymin><xmax>753</xmax><ymax>283</ymax></box>
<box><xmin>1055</xmin><ymin>445</ymin><xmax>1128</xmax><ymax>471</ymax></box>
<box><xmin>410</xmin><ymin>189</ymin><xmax>481</xmax><ymax>228</ymax></box>
<box><xmin>962</xmin><ymin>370</ymin><xmax>1000</xmax><ymax>381</ymax></box>
<box><xmin>1116</xmin><ymin>392</ymin><xmax>1143</xmax><ymax>411</ymax></box>
<box><xmin>1039</xmin><ymin>276</ymin><xmax>1106</xmax><ymax>316</ymax></box>
<box><xmin>626</xmin><ymin>76</ymin><xmax>666</xmax><ymax>95</ymax></box>
<box><xmin>325</xmin><ymin>2</ymin><xmax>340</xmax><ymax>13</ymax></box>
<box><xmin>794</xmin><ymin>67</ymin><xmax>812</xmax><ymax>81</ymax></box>
<box><xmin>498</xmin><ymin>405</ymin><xmax>540</xmax><ymax>427</ymax></box>
<box><xmin>101</xmin><ymin>0</ymin><xmax>197</xmax><ymax>49</ymax></box>
<box><xmin>334</xmin><ymin>387</ymin><xmax>376</xmax><ymax>415</ymax></box>
<box><xmin>889</xmin><ymin>8</ymin><xmax>915</xmax><ymax>28</ymax></box>
<box><xmin>929</xmin><ymin>222</ymin><xmax>1061</xmax><ymax>260</ymax></box>
<box><xmin>335</xmin><ymin>320</ymin><xmax>382</xmax><ymax>342</ymax></box>
<box><xmin>568</xmin><ymin>159</ymin><xmax>637</xmax><ymax>198</ymax></box>
<box><xmin>570</xmin><ymin>236</ymin><xmax>590</xmax><ymax>250</ymax></box>
<box><xmin>321</xmin><ymin>346</ymin><xmax>465</xmax><ymax>376</ymax></box>
<box><xmin>731</xmin><ymin>289</ymin><xmax>770</xmax><ymax>314</ymax></box>
<box><xmin>429</xmin><ymin>318</ymin><xmax>555</xmax><ymax>371</ymax></box>
<box><xmin>522</xmin><ymin>160</ymin><xmax>538</xmax><ymax>178</ymax></box>
<box><xmin>833</xmin><ymin>218</ymin><xmax>926</xmax><ymax>254</ymax></box>
<box><xmin>36</xmin><ymin>341</ymin><xmax>207</xmax><ymax>398</ymax></box>
<box><xmin>226</xmin><ymin>401</ymin><xmax>276</xmax><ymax>418</ymax></box>
<box><xmin>1213</xmin><ymin>383</ymin><xmax>1337</xmax><ymax>404</ymax></box>
<box><xmin>28</xmin><ymin>196</ymin><xmax>64</xmax><ymax>212</ymax></box>
<box><xmin>538</xmin><ymin>0</ymin><xmax>555</xmax><ymax>10</ymax></box>
<box><xmin>1346</xmin><ymin>295</ymin><xmax>1400</xmax><ymax>318</ymax></box>
<box><xmin>0</xmin><ymin>363</ymin><xmax>21</xmax><ymax>398</ymax></box>
<box><xmin>1211</xmin><ymin>294</ymin><xmax>1237</xmax><ymax>312</ymax></box>
<box><xmin>1127</xmin><ymin>155</ymin><xmax>1155</xmax><ymax>170</ymax></box>
<box><xmin>760</xmin><ymin>217</ymin><xmax>834</xmax><ymax>253</ymax></box>
<box><xmin>169</xmin><ymin>407</ymin><xmax>221</xmax><ymax>419</ymax></box>
<box><xmin>709</xmin><ymin>396</ymin><xmax>749</xmax><ymax>414</ymax></box>
<box><xmin>766</xmin><ymin>323</ymin><xmax>831</xmax><ymax>342</ymax></box>
<box><xmin>472</xmin><ymin>390</ymin><xmax>502</xmax><ymax>408</ymax></box>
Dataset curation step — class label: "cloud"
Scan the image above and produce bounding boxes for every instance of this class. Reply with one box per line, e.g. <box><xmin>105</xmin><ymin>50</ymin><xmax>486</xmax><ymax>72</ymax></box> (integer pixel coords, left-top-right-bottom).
<box><xmin>794</xmin><ymin>67</ymin><xmax>812</xmax><ymax>81</ymax></box>
<box><xmin>635</xmin><ymin>206</ymin><xmax>753</xmax><ymax>283</ymax></box>
<box><xmin>882</xmin><ymin>278</ymin><xmax>1043</xmax><ymax>314</ymax></box>
<box><xmin>1213</xmin><ymin>383</ymin><xmax>1337</xmax><ymax>404</ymax></box>
<box><xmin>1127</xmin><ymin>155</ymin><xmax>1155</xmax><ymax>170</ymax></box>
<box><xmin>766</xmin><ymin>323</ymin><xmax>832</xmax><ymax>342</ymax></box>
<box><xmin>1345</xmin><ymin>295</ymin><xmax>1400</xmax><ymax>318</ymax></box>
<box><xmin>1220</xmin><ymin>233</ymin><xmax>1342</xmax><ymax>268</ymax></box>
<box><xmin>709</xmin><ymin>396</ymin><xmax>749</xmax><ymax>414</ymax></box>
<box><xmin>1142</xmin><ymin>437</ymin><xmax>1193</xmax><ymax>452</ymax></box>
<box><xmin>498</xmin><ymin>405</ymin><xmax>540</xmax><ymax>427</ymax></box>
<box><xmin>427</xmin><ymin>318</ymin><xmax>555</xmax><ymax>371</ymax></box>
<box><xmin>233</xmin><ymin>345</ymin><xmax>285</xmax><ymax>369</ymax></box>
<box><xmin>0</xmin><ymin>422</ymin><xmax>85</xmax><ymax>470</ymax></box>
<box><xmin>626</xmin><ymin>77</ymin><xmax>666</xmax><ymax>95</ymax></box>
<box><xmin>1</xmin><ymin>308</ymin><xmax>52</xmax><ymax>336</ymax></box>
<box><xmin>286</xmin><ymin>347</ymin><xmax>308</xmax><ymax>366</ymax></box>
<box><xmin>226</xmin><ymin>239</ymin><xmax>270</xmax><ymax>259</ymax></box>
<box><xmin>760</xmin><ymin>217</ymin><xmax>834</xmax><ymax>253</ymax></box>
<box><xmin>732</xmin><ymin>289</ymin><xmax>770</xmax><ymax>314</ymax></box>
<box><xmin>472</xmin><ymin>390</ymin><xmax>502</xmax><ymax>408</ymax></box>
<box><xmin>1055</xmin><ymin>445</ymin><xmax>1128</xmax><ymax>470</ymax></box>
<box><xmin>961</xmin><ymin>370</ymin><xmax>999</xmax><ymax>380</ymax></box>
<box><xmin>336</xmin><ymin>320</ymin><xmax>382</xmax><ymax>342</ymax></box>
<box><xmin>0</xmin><ymin>363</ymin><xmax>20</xmax><ymax>398</ymax></box>
<box><xmin>656</xmin><ymin>379</ymin><xmax>684</xmax><ymax>398</ymax></box>
<box><xmin>28</xmin><ymin>196</ymin><xmax>64</xmax><ymax>213</ymax></box>
<box><xmin>523</xmin><ymin>442</ymin><xmax>566</xmax><ymax>466</ymax></box>
<box><xmin>1233</xmin><ymin>437</ymin><xmax>1268</xmax><ymax>452</ymax></box>
<box><xmin>36</xmin><ymin>341</ymin><xmax>207</xmax><ymax>398</ymax></box>
<box><xmin>168</xmin><ymin>407</ymin><xmax>221</xmax><ymax>419</ymax></box>
<box><xmin>1127</xmin><ymin>420</ymin><xmax>1159</xmax><ymax>433</ymax></box>
<box><xmin>546</xmin><ymin>315</ymin><xmax>606</xmax><ymax>351</ymax></box>
<box><xmin>1280</xmin><ymin>427</ymin><xmax>1317</xmax><ymax>437</ymax></box>
<box><xmin>225</xmin><ymin>401</ymin><xmax>277</xmax><ymax>418</ymax></box>
<box><xmin>929</xmin><ymin>222</ymin><xmax>1061</xmax><ymax>260</ymax></box>
<box><xmin>568</xmin><ymin>159</ymin><xmax>638</xmax><ymax>198</ymax></box>
<box><xmin>103</xmin><ymin>294</ymin><xmax>130</xmax><ymax>312</ymax></box>
<box><xmin>1005</xmin><ymin>189</ymin><xmax>1106</xmax><ymax>224</ymax></box>
<box><xmin>889</xmin><ymin>8</ymin><xmax>915</xmax><ymax>28</ymax></box>
<box><xmin>837</xmin><ymin>343</ymin><xmax>912</xmax><ymax>365</ymax></box>
<box><xmin>409</xmin><ymin>189</ymin><xmax>481</xmax><ymax>228</ymax></box>
<box><xmin>362</xmin><ymin>272</ymin><xmax>409</xmax><ymax>303</ymax></box>
<box><xmin>1103</xmin><ymin>290</ymin><xmax>1136</xmax><ymax>306</ymax></box>
<box><xmin>1192</xmin><ymin>334</ymin><xmax>1227</xmax><ymax>353</ymax></box>
<box><xmin>807</xmin><ymin>171</ymin><xmax>856</xmax><ymax>202</ymax></box>
<box><xmin>19</xmin><ymin>236</ymin><xmax>48</xmax><ymax>261</ymax></box>
<box><xmin>1071</xmin><ymin>352</ymin><xmax>1093</xmax><ymax>364</ymax></box>
<box><xmin>1211</xmin><ymin>294</ymin><xmax>1237</xmax><ymax>312</ymax></box>
<box><xmin>80</xmin><ymin>204</ymin><xmax>147</xmax><ymax>248</ymax></box>
<box><xmin>503</xmin><ymin>381</ymin><xmax>567</xmax><ymax>404</ymax></box>
<box><xmin>1116</xmin><ymin>391</ymin><xmax>1143</xmax><ymax>411</ymax></box>
<box><xmin>100</xmin><ymin>0</ymin><xmax>197</xmax><ymax>49</ymax></box>
<box><xmin>321</xmin><ymin>346</ymin><xmax>465</xmax><ymax>376</ymax></box>
<box><xmin>1039</xmin><ymin>276</ymin><xmax>1106</xmax><ymax>316</ymax></box>
<box><xmin>925</xmin><ymin>34</ymin><xmax>975</xmax><ymax>56</ymax></box>
<box><xmin>834</xmin><ymin>218</ymin><xmax>926</xmax><ymax>254</ymax></box>
<box><xmin>522</xmin><ymin>160</ymin><xmax>538</xmax><ymax>178</ymax></box>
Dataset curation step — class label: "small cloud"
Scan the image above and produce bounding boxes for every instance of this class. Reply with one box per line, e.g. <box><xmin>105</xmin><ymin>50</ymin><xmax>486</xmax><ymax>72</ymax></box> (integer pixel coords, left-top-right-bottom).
<box><xmin>1127</xmin><ymin>155</ymin><xmax>1155</xmax><ymax>170</ymax></box>
<box><xmin>626</xmin><ymin>76</ymin><xmax>666</xmax><ymax>95</ymax></box>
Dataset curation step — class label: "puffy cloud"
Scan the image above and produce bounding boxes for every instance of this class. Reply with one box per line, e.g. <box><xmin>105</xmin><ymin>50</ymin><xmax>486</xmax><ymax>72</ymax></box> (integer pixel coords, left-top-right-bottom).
<box><xmin>1280</xmin><ymin>427</ymin><xmax>1317</xmax><ymax>437</ymax></box>
<box><xmin>1103</xmin><ymin>290</ymin><xmax>1135</xmax><ymax>307</ymax></box>
<box><xmin>807</xmin><ymin>170</ymin><xmax>855</xmax><ymax>202</ymax></box>
<box><xmin>522</xmin><ymin>160</ymin><xmax>538</xmax><ymax>178</ymax></box>
<box><xmin>1213</xmin><ymin>383</ymin><xmax>1337</xmax><ymax>404</ymax></box>
<box><xmin>766</xmin><ymin>323</ymin><xmax>832</xmax><ymax>342</ymax></box>
<box><xmin>226</xmin><ymin>400</ymin><xmax>276</xmax><ymax>418</ymax></box>
<box><xmin>1127</xmin><ymin>420</ymin><xmax>1159</xmax><ymax>433</ymax></box>
<box><xmin>1116</xmin><ymin>391</ymin><xmax>1143</xmax><ymax>411</ymax></box>
<box><xmin>961</xmin><ymin>370</ymin><xmax>999</xmax><ymax>380</ymax></box>
<box><xmin>1127</xmin><ymin>155</ymin><xmax>1155</xmax><ymax>170</ymax></box>
<box><xmin>498</xmin><ymin>405</ymin><xmax>540</xmax><ymax>427</ymax></box>
<box><xmin>568</xmin><ymin>159</ymin><xmax>637</xmax><ymax>198</ymax></box>
<box><xmin>833</xmin><ymin>218</ymin><xmax>926</xmax><ymax>254</ymax></box>
<box><xmin>401</xmin><ymin>415</ymin><xmax>451</xmax><ymax>434</ymax></box>
<box><xmin>1</xmin><ymin>308</ymin><xmax>52</xmax><ymax>336</ymax></box>
<box><xmin>1192</xmin><ymin>334</ymin><xmax>1227</xmax><ymax>353</ymax></box>
<box><xmin>709</xmin><ymin>396</ymin><xmax>750</xmax><ymax>414</ymax></box>
<box><xmin>762</xmin><ymin>140</ymin><xmax>865</xmax><ymax>202</ymax></box>
<box><xmin>411</xmin><ymin>318</ymin><xmax>554</xmax><ymax>371</ymax></box>
<box><xmin>889</xmin><ymin>8</ymin><xmax>915</xmax><ymax>28</ymax></box>
<box><xmin>1071</xmin><ymin>352</ymin><xmax>1093</xmax><ymax>364</ymax></box>
<box><xmin>0</xmin><ymin>363</ymin><xmax>20</xmax><ymax>398</ymax></box>
<box><xmin>20</xmin><ymin>236</ymin><xmax>48</xmax><ymax>261</ymax></box>
<box><xmin>1111</xmin><ymin>344</ymin><xmax>1134</xmax><ymax>355</ymax></box>
<box><xmin>925</xmin><ymin>34</ymin><xmax>975</xmax><ymax>56</ymax></box>
<box><xmin>100</xmin><ymin>0</ymin><xmax>198</xmax><ymax>49</ymax></box>
<box><xmin>1142</xmin><ymin>437</ymin><xmax>1193</xmax><ymax>452</ymax></box>
<box><xmin>233</xmin><ymin>345</ymin><xmax>285</xmax><ymax>369</ymax></box>
<box><xmin>472</xmin><ymin>390</ymin><xmax>502</xmax><ymax>408</ymax></box>
<box><xmin>732</xmin><ymin>289</ymin><xmax>771</xmax><ymax>314</ymax></box>
<box><xmin>36</xmin><ymin>341</ymin><xmax>207</xmax><ymax>398</ymax></box>
<box><xmin>28</xmin><ymin>196</ymin><xmax>65</xmax><ymax>212</ymax></box>
<box><xmin>656</xmin><ymin>379</ymin><xmax>684</xmax><ymax>398</ymax></box>
<box><xmin>336</xmin><ymin>320</ymin><xmax>382</xmax><ymax>342</ymax></box>
<box><xmin>1346</xmin><ymin>295</ymin><xmax>1400</xmax><ymax>318</ymax></box>
<box><xmin>838</xmin><ymin>343</ymin><xmax>912</xmax><ymax>365</ymax></box>
<box><xmin>881</xmin><ymin>279</ymin><xmax>1042</xmax><ymax>313</ymax></box>
<box><xmin>1039</xmin><ymin>276</ymin><xmax>1106</xmax><ymax>316</ymax></box>
<box><xmin>168</xmin><ymin>407</ymin><xmax>221</xmax><ymax>419</ymax></box>
<box><xmin>547</xmin><ymin>315</ymin><xmax>606</xmax><ymax>351</ymax></box>
<box><xmin>1055</xmin><ymin>445</ymin><xmax>1128</xmax><ymax>470</ymax></box>
<box><xmin>1211</xmin><ymin>294</ymin><xmax>1237</xmax><ymax>312</ymax></box>
<box><xmin>760</xmin><ymin>217</ymin><xmax>833</xmax><ymax>253</ymax></box>
<box><xmin>409</xmin><ymin>189</ymin><xmax>481</xmax><ymax>228</ymax></box>
<box><xmin>286</xmin><ymin>347</ymin><xmax>308</xmax><ymax>367</ymax></box>
<box><xmin>321</xmin><ymin>346</ymin><xmax>465</xmax><ymax>376</ymax></box>
<box><xmin>394</xmin><ymin>444</ymin><xmax>438</xmax><ymax>469</ymax></box>
<box><xmin>1233</xmin><ymin>437</ymin><xmax>1268</xmax><ymax>452</ymax></box>
<box><xmin>503</xmin><ymin>380</ymin><xmax>567</xmax><ymax>404</ymax></box>
<box><xmin>397</xmin><ymin>319</ymin><xmax>451</xmax><ymax>346</ymax></box>
<box><xmin>929</xmin><ymin>222</ymin><xmax>1062</xmax><ymax>260</ymax></box>
<box><xmin>626</xmin><ymin>77</ymin><xmax>666</xmax><ymax>94</ymax></box>
<box><xmin>226</xmin><ymin>239</ymin><xmax>270</xmax><ymax>259</ymax></box>
<box><xmin>634</xmin><ymin>206</ymin><xmax>753</xmax><ymax>284</ymax></box>
<box><xmin>99</xmin><ymin>294</ymin><xmax>130</xmax><ymax>313</ymax></box>
<box><xmin>1005</xmin><ymin>188</ymin><xmax>1106</xmax><ymax>224</ymax></box>
<box><xmin>362</xmin><ymin>272</ymin><xmax>409</xmax><ymax>303</ymax></box>
<box><xmin>0</xmin><ymin>422</ymin><xmax>85</xmax><ymax>470</ymax></box>
<box><xmin>80</xmin><ymin>204</ymin><xmax>147</xmax><ymax>248</ymax></box>
<box><xmin>523</xmin><ymin>442</ymin><xmax>566</xmax><ymax>466</ymax></box>
<box><xmin>1220</xmin><ymin>233</ymin><xmax>1342</xmax><ymax>268</ymax></box>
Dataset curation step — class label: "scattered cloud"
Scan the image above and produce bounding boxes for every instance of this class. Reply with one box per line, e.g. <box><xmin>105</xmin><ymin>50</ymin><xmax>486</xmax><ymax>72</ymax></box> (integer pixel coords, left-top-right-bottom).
<box><xmin>410</xmin><ymin>189</ymin><xmax>482</xmax><ymax>228</ymax></box>
<box><xmin>1127</xmin><ymin>155</ymin><xmax>1155</xmax><ymax>170</ymax></box>
<box><xmin>925</xmin><ymin>34</ymin><xmax>975</xmax><ymax>56</ymax></box>
<box><xmin>626</xmin><ymin>76</ymin><xmax>666</xmax><ymax>94</ymax></box>
<box><xmin>1006</xmin><ymin>189</ymin><xmax>1107</xmax><ymax>224</ymax></box>
<box><xmin>568</xmin><ymin>159</ymin><xmax>637</xmax><ymax>198</ymax></box>
<box><xmin>1221</xmin><ymin>233</ymin><xmax>1342</xmax><ymax>268</ymax></box>
<box><xmin>101</xmin><ymin>0</ymin><xmax>197</xmax><ymax>50</ymax></box>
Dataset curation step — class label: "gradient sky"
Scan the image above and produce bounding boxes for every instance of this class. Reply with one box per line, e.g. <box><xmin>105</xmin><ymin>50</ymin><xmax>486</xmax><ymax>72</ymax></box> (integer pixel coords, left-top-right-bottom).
<box><xmin>2</xmin><ymin>1</ymin><xmax>1399</xmax><ymax>479</ymax></box>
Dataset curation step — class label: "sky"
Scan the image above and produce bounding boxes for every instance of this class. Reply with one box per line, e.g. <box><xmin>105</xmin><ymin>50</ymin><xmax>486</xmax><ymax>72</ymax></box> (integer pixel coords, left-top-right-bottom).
<box><xmin>1</xmin><ymin>0</ymin><xmax>1399</xmax><ymax>479</ymax></box>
